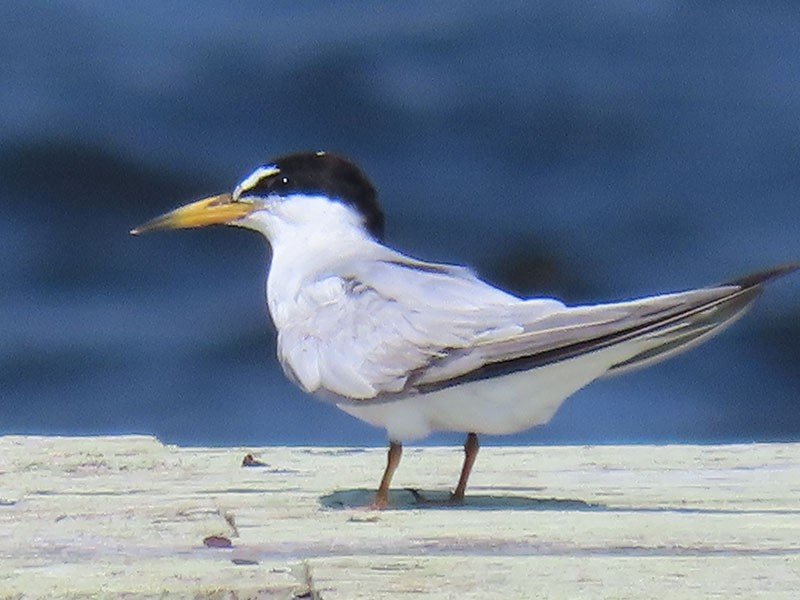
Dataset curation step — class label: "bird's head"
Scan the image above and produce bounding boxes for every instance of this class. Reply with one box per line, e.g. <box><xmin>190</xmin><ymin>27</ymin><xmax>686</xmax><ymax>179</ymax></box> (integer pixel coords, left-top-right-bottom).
<box><xmin>131</xmin><ymin>151</ymin><xmax>384</xmax><ymax>241</ymax></box>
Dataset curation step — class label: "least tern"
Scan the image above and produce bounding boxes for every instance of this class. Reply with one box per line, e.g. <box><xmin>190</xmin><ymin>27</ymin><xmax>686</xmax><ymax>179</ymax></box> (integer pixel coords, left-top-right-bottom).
<box><xmin>132</xmin><ymin>151</ymin><xmax>798</xmax><ymax>508</ymax></box>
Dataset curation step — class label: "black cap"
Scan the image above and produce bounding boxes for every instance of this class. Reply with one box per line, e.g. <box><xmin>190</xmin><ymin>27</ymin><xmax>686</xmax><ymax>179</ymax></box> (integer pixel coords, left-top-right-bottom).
<box><xmin>238</xmin><ymin>151</ymin><xmax>385</xmax><ymax>240</ymax></box>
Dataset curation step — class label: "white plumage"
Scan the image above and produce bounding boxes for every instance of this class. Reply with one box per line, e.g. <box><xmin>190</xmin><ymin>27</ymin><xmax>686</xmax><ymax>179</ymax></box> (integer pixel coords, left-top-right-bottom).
<box><xmin>132</xmin><ymin>151</ymin><xmax>798</xmax><ymax>507</ymax></box>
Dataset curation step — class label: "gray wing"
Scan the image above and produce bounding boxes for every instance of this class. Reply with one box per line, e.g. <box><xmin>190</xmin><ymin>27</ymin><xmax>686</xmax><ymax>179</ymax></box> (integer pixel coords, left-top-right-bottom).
<box><xmin>411</xmin><ymin>262</ymin><xmax>800</xmax><ymax>393</ymax></box>
<box><xmin>278</xmin><ymin>259</ymin><xmax>798</xmax><ymax>401</ymax></box>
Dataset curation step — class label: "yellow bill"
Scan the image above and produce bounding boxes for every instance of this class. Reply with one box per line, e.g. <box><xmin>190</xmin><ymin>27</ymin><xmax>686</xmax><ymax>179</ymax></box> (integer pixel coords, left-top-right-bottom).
<box><xmin>130</xmin><ymin>193</ymin><xmax>256</xmax><ymax>235</ymax></box>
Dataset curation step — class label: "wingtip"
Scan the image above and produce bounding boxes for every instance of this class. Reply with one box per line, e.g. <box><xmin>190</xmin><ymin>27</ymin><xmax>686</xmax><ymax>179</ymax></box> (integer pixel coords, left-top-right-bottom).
<box><xmin>724</xmin><ymin>261</ymin><xmax>800</xmax><ymax>289</ymax></box>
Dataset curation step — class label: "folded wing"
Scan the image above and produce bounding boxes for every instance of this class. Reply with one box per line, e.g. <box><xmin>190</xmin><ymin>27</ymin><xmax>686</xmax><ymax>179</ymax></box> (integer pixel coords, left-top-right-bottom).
<box><xmin>280</xmin><ymin>256</ymin><xmax>797</xmax><ymax>402</ymax></box>
<box><xmin>411</xmin><ymin>262</ymin><xmax>800</xmax><ymax>393</ymax></box>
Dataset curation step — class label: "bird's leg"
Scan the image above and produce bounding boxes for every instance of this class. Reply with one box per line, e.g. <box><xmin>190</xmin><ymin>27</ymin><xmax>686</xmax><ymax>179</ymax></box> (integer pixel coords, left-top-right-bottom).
<box><xmin>451</xmin><ymin>432</ymin><xmax>479</xmax><ymax>503</ymax></box>
<box><xmin>372</xmin><ymin>441</ymin><xmax>402</xmax><ymax>509</ymax></box>
<box><xmin>406</xmin><ymin>433</ymin><xmax>480</xmax><ymax>506</ymax></box>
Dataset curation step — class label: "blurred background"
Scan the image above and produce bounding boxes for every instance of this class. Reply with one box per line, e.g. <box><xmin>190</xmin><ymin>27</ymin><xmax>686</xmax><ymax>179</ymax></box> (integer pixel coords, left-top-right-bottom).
<box><xmin>1</xmin><ymin>2</ymin><xmax>798</xmax><ymax>447</ymax></box>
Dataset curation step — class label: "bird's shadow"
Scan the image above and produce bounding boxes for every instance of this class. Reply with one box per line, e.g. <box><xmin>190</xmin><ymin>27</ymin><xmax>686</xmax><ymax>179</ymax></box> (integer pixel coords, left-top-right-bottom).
<box><xmin>319</xmin><ymin>488</ymin><xmax>603</xmax><ymax>511</ymax></box>
<box><xmin>320</xmin><ymin>488</ymin><xmax>800</xmax><ymax>516</ymax></box>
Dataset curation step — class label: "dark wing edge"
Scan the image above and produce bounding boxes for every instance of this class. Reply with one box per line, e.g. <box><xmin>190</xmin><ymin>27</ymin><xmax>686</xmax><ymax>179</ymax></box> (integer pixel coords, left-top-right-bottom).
<box><xmin>413</xmin><ymin>262</ymin><xmax>799</xmax><ymax>394</ymax></box>
<box><xmin>722</xmin><ymin>261</ymin><xmax>800</xmax><ymax>289</ymax></box>
<box><xmin>606</xmin><ymin>261</ymin><xmax>800</xmax><ymax>377</ymax></box>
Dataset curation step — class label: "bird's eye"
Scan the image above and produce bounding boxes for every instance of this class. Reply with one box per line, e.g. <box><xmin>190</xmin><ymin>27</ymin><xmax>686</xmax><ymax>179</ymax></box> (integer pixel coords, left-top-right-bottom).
<box><xmin>280</xmin><ymin>176</ymin><xmax>290</xmax><ymax>186</ymax></box>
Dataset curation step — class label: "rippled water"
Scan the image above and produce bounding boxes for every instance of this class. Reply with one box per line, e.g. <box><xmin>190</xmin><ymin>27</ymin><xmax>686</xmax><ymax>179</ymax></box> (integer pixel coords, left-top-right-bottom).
<box><xmin>2</xmin><ymin>3</ymin><xmax>798</xmax><ymax>445</ymax></box>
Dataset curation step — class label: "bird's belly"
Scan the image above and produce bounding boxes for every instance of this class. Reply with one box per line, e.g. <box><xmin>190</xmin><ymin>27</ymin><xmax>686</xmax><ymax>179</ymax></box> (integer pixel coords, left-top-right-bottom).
<box><xmin>337</xmin><ymin>344</ymin><xmax>636</xmax><ymax>443</ymax></box>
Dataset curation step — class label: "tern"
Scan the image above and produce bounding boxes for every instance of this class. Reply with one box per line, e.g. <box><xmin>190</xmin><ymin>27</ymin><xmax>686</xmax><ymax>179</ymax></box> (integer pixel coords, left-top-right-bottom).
<box><xmin>132</xmin><ymin>151</ymin><xmax>798</xmax><ymax>508</ymax></box>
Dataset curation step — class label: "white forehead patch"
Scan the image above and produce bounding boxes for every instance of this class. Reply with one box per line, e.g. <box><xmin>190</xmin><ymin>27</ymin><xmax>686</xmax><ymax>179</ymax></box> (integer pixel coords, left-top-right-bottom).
<box><xmin>233</xmin><ymin>165</ymin><xmax>281</xmax><ymax>199</ymax></box>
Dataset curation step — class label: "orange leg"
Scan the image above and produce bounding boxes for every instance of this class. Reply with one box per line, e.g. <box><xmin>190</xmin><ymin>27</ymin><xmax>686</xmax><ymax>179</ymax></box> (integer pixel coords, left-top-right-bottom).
<box><xmin>451</xmin><ymin>432</ymin><xmax>479</xmax><ymax>502</ymax></box>
<box><xmin>372</xmin><ymin>441</ymin><xmax>402</xmax><ymax>509</ymax></box>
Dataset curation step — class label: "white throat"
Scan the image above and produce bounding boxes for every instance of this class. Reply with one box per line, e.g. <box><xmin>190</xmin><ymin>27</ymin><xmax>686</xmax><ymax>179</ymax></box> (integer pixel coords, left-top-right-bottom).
<box><xmin>234</xmin><ymin>194</ymin><xmax>379</xmax><ymax>327</ymax></box>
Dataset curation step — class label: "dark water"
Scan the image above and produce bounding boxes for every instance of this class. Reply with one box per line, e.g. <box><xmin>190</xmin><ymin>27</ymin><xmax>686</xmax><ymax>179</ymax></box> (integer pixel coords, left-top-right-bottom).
<box><xmin>1</xmin><ymin>2</ymin><xmax>798</xmax><ymax>446</ymax></box>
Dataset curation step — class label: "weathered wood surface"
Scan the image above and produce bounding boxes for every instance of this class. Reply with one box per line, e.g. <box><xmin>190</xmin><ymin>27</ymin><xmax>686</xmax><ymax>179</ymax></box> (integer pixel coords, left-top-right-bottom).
<box><xmin>1</xmin><ymin>436</ymin><xmax>799</xmax><ymax>598</ymax></box>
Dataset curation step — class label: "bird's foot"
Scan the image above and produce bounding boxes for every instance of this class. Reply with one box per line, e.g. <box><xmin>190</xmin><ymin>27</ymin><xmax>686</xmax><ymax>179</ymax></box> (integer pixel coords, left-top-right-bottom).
<box><xmin>368</xmin><ymin>492</ymin><xmax>390</xmax><ymax>510</ymax></box>
<box><xmin>406</xmin><ymin>488</ymin><xmax>465</xmax><ymax>506</ymax></box>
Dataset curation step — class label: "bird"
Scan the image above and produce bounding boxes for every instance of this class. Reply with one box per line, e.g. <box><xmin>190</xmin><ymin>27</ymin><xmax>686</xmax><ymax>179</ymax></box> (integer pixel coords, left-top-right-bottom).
<box><xmin>132</xmin><ymin>151</ymin><xmax>798</xmax><ymax>508</ymax></box>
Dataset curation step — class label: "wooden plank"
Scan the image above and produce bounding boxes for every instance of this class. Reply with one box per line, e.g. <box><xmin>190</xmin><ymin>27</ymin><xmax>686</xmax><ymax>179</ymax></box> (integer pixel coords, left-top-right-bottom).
<box><xmin>1</xmin><ymin>436</ymin><xmax>799</xmax><ymax>598</ymax></box>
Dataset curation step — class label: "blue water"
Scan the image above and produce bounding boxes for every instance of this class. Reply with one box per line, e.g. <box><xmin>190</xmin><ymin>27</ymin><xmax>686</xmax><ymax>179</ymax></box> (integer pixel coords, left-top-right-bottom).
<box><xmin>2</xmin><ymin>2</ymin><xmax>798</xmax><ymax>446</ymax></box>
